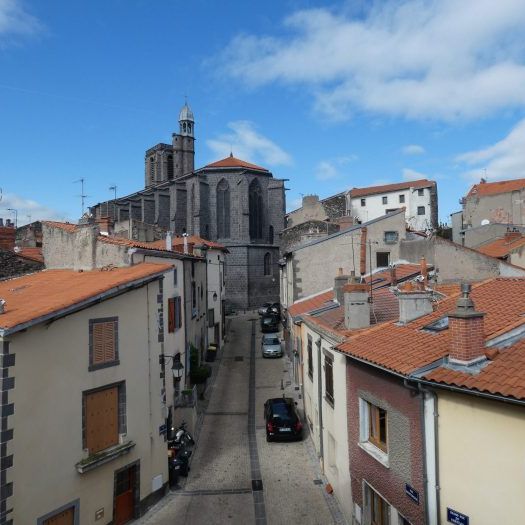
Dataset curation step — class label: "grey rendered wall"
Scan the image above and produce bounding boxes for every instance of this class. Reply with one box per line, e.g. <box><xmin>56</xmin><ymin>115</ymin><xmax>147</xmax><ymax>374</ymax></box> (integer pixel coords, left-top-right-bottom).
<box><xmin>464</xmin><ymin>189</ymin><xmax>525</xmax><ymax>228</ymax></box>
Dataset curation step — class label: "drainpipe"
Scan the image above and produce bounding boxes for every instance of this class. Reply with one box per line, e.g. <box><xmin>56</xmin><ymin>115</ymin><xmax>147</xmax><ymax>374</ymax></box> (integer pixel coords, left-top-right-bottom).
<box><xmin>316</xmin><ymin>338</ymin><xmax>324</xmax><ymax>469</ymax></box>
<box><xmin>404</xmin><ymin>379</ymin><xmax>440</xmax><ymax>525</ymax></box>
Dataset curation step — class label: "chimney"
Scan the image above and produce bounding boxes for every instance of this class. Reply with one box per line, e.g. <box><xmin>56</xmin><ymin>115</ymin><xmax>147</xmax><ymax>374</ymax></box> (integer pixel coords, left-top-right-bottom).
<box><xmin>504</xmin><ymin>227</ymin><xmax>522</xmax><ymax>244</ymax></box>
<box><xmin>0</xmin><ymin>299</ymin><xmax>5</xmax><ymax>314</ymax></box>
<box><xmin>420</xmin><ymin>256</ymin><xmax>428</xmax><ymax>284</ymax></box>
<box><xmin>183</xmin><ymin>234</ymin><xmax>188</xmax><ymax>254</ymax></box>
<box><xmin>95</xmin><ymin>216</ymin><xmax>113</xmax><ymax>236</ymax></box>
<box><xmin>389</xmin><ymin>265</ymin><xmax>397</xmax><ymax>286</ymax></box>
<box><xmin>448</xmin><ymin>283</ymin><xmax>485</xmax><ymax>364</ymax></box>
<box><xmin>360</xmin><ymin>227</ymin><xmax>367</xmax><ymax>277</ymax></box>
<box><xmin>334</xmin><ymin>268</ymin><xmax>350</xmax><ymax>304</ymax></box>
<box><xmin>344</xmin><ymin>274</ymin><xmax>370</xmax><ymax>329</ymax></box>
<box><xmin>397</xmin><ymin>281</ymin><xmax>433</xmax><ymax>324</ymax></box>
<box><xmin>0</xmin><ymin>221</ymin><xmax>16</xmax><ymax>251</ymax></box>
<box><xmin>165</xmin><ymin>231</ymin><xmax>172</xmax><ymax>251</ymax></box>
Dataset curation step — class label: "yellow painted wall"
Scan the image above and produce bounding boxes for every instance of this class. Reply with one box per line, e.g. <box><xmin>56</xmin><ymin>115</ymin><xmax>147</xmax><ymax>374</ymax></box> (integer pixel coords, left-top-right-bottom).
<box><xmin>438</xmin><ymin>391</ymin><xmax>525</xmax><ymax>524</ymax></box>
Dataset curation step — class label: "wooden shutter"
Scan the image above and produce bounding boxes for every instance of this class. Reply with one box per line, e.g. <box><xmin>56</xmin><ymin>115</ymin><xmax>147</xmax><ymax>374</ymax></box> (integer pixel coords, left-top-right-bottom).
<box><xmin>43</xmin><ymin>507</ymin><xmax>75</xmax><ymax>525</ymax></box>
<box><xmin>85</xmin><ymin>386</ymin><xmax>119</xmax><ymax>453</ymax></box>
<box><xmin>168</xmin><ymin>298</ymin><xmax>175</xmax><ymax>333</ymax></box>
<box><xmin>92</xmin><ymin>321</ymin><xmax>116</xmax><ymax>365</ymax></box>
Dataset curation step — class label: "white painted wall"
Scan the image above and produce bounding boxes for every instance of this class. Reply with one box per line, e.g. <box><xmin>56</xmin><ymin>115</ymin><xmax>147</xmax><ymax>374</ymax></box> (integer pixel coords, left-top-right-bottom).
<box><xmin>206</xmin><ymin>248</ymin><xmax>225</xmax><ymax>347</ymax></box>
<box><xmin>348</xmin><ymin>187</ymin><xmax>433</xmax><ymax>231</ymax></box>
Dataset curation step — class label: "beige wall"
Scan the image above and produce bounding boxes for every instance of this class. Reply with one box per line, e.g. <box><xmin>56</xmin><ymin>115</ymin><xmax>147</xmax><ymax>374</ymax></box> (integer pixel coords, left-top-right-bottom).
<box><xmin>206</xmin><ymin>249</ymin><xmax>225</xmax><ymax>347</ymax></box>
<box><xmin>438</xmin><ymin>391</ymin><xmax>525</xmax><ymax>524</ymax></box>
<box><xmin>464</xmin><ymin>189</ymin><xmax>525</xmax><ymax>228</ymax></box>
<box><xmin>5</xmin><ymin>282</ymin><xmax>167</xmax><ymax>524</ymax></box>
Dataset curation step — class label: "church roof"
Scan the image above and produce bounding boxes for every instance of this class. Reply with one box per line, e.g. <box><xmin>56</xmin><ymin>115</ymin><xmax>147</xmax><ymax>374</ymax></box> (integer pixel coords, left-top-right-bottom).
<box><xmin>203</xmin><ymin>154</ymin><xmax>269</xmax><ymax>172</ymax></box>
<box><xmin>179</xmin><ymin>102</ymin><xmax>194</xmax><ymax>122</ymax></box>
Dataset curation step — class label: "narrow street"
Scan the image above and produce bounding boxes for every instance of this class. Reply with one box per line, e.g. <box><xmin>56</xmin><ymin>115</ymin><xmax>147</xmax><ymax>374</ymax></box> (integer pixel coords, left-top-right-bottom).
<box><xmin>137</xmin><ymin>313</ymin><xmax>345</xmax><ymax>525</ymax></box>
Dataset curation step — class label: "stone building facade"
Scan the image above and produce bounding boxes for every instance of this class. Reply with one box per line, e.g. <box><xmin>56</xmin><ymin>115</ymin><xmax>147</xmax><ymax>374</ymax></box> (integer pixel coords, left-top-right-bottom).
<box><xmin>91</xmin><ymin>103</ymin><xmax>285</xmax><ymax>310</ymax></box>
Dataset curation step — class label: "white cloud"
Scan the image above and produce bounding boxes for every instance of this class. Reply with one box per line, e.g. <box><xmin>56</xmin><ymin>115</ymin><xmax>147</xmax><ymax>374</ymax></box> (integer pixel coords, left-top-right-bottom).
<box><xmin>0</xmin><ymin>192</ymin><xmax>66</xmax><ymax>225</ymax></box>
<box><xmin>402</xmin><ymin>168</ymin><xmax>428</xmax><ymax>181</ymax></box>
<box><xmin>206</xmin><ymin>121</ymin><xmax>292</xmax><ymax>167</ymax></box>
<box><xmin>315</xmin><ymin>160</ymin><xmax>338</xmax><ymax>181</ymax></box>
<box><xmin>402</xmin><ymin>144</ymin><xmax>425</xmax><ymax>156</ymax></box>
<box><xmin>219</xmin><ymin>1</ymin><xmax>525</xmax><ymax>121</ymax></box>
<box><xmin>457</xmin><ymin>118</ymin><xmax>525</xmax><ymax>181</ymax></box>
<box><xmin>0</xmin><ymin>0</ymin><xmax>41</xmax><ymax>43</ymax></box>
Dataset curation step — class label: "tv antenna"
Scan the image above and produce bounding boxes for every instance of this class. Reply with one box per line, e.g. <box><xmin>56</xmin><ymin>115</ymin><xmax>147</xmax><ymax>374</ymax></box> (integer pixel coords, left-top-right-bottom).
<box><xmin>74</xmin><ymin>178</ymin><xmax>89</xmax><ymax>215</ymax></box>
<box><xmin>109</xmin><ymin>184</ymin><xmax>117</xmax><ymax>201</ymax></box>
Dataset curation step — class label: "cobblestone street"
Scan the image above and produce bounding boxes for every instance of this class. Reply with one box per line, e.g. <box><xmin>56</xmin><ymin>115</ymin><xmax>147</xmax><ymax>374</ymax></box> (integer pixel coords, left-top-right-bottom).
<box><xmin>137</xmin><ymin>313</ymin><xmax>346</xmax><ymax>525</ymax></box>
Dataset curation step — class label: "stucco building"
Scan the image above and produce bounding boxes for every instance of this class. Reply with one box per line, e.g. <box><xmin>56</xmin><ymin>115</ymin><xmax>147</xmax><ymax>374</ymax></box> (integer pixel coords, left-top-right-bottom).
<box><xmin>91</xmin><ymin>103</ymin><xmax>286</xmax><ymax>311</ymax></box>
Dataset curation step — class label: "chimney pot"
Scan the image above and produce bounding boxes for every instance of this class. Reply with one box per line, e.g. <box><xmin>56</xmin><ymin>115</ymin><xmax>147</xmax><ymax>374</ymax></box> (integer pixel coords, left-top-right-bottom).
<box><xmin>344</xmin><ymin>281</ymin><xmax>370</xmax><ymax>330</ymax></box>
<box><xmin>334</xmin><ymin>271</ymin><xmax>350</xmax><ymax>304</ymax></box>
<box><xmin>396</xmin><ymin>284</ymin><xmax>433</xmax><ymax>324</ymax></box>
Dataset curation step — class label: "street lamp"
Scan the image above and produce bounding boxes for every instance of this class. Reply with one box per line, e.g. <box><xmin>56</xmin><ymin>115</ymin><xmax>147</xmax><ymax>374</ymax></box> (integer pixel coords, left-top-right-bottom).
<box><xmin>159</xmin><ymin>354</ymin><xmax>184</xmax><ymax>381</ymax></box>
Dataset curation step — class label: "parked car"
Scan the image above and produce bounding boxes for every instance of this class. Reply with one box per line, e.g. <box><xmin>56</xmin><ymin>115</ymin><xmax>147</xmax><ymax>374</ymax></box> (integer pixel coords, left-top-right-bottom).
<box><xmin>258</xmin><ymin>302</ymin><xmax>272</xmax><ymax>316</ymax></box>
<box><xmin>258</xmin><ymin>302</ymin><xmax>281</xmax><ymax>317</ymax></box>
<box><xmin>264</xmin><ymin>397</ymin><xmax>303</xmax><ymax>442</ymax></box>
<box><xmin>261</xmin><ymin>333</ymin><xmax>283</xmax><ymax>358</ymax></box>
<box><xmin>260</xmin><ymin>314</ymin><xmax>279</xmax><ymax>333</ymax></box>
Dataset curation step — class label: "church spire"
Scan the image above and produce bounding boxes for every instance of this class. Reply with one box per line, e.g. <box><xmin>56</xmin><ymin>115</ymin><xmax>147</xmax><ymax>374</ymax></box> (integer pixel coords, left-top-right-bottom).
<box><xmin>179</xmin><ymin>100</ymin><xmax>194</xmax><ymax>138</ymax></box>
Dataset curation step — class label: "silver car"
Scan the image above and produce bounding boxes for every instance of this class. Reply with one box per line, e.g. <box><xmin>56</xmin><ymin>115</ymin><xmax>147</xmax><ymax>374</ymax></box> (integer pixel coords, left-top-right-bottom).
<box><xmin>262</xmin><ymin>334</ymin><xmax>283</xmax><ymax>358</ymax></box>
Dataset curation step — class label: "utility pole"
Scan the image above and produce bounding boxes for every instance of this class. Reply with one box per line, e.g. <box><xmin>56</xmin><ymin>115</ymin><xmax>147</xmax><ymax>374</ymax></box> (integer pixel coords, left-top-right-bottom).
<box><xmin>109</xmin><ymin>185</ymin><xmax>117</xmax><ymax>219</ymax></box>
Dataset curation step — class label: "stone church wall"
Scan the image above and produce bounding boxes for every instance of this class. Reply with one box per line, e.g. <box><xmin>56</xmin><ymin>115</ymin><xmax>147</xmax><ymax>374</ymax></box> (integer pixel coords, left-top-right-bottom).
<box><xmin>247</xmin><ymin>246</ymin><xmax>280</xmax><ymax>309</ymax></box>
<box><xmin>224</xmin><ymin>246</ymin><xmax>249</xmax><ymax>311</ymax></box>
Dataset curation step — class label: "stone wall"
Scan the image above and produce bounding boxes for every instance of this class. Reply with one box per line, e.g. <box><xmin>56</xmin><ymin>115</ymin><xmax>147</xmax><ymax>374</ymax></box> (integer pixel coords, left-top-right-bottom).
<box><xmin>280</xmin><ymin>220</ymin><xmax>340</xmax><ymax>254</ymax></box>
<box><xmin>286</xmin><ymin>193</ymin><xmax>346</xmax><ymax>228</ymax></box>
<box><xmin>0</xmin><ymin>250</ymin><xmax>43</xmax><ymax>280</ymax></box>
<box><xmin>464</xmin><ymin>188</ymin><xmax>525</xmax><ymax>228</ymax></box>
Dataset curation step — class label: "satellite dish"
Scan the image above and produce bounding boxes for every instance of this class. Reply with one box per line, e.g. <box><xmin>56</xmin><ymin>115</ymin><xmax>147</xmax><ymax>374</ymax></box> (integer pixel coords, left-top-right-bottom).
<box><xmin>481</xmin><ymin>219</ymin><xmax>490</xmax><ymax>226</ymax></box>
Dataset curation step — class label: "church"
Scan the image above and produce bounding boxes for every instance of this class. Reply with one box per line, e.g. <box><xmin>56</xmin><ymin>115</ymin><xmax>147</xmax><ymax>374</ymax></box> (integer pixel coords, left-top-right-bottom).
<box><xmin>91</xmin><ymin>102</ymin><xmax>285</xmax><ymax>310</ymax></box>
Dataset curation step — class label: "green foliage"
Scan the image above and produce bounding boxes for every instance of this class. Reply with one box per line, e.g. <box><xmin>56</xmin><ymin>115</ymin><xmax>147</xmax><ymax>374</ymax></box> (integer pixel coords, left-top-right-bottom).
<box><xmin>191</xmin><ymin>364</ymin><xmax>212</xmax><ymax>384</ymax></box>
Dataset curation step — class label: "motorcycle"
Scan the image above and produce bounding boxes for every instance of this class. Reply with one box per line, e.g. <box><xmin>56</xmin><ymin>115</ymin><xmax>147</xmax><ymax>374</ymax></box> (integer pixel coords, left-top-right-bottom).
<box><xmin>169</xmin><ymin>445</ymin><xmax>192</xmax><ymax>486</ymax></box>
<box><xmin>169</xmin><ymin>421</ymin><xmax>195</xmax><ymax>448</ymax></box>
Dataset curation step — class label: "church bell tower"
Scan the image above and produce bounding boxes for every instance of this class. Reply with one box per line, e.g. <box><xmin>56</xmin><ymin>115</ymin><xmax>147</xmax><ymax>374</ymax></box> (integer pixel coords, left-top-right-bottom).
<box><xmin>172</xmin><ymin>101</ymin><xmax>195</xmax><ymax>179</ymax></box>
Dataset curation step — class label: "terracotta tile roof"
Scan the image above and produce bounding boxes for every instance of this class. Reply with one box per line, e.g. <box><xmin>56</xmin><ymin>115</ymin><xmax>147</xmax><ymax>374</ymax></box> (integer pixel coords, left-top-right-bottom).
<box><xmin>0</xmin><ymin>263</ymin><xmax>172</xmax><ymax>334</ymax></box>
<box><xmin>422</xmin><ymin>338</ymin><xmax>525</xmax><ymax>401</ymax></box>
<box><xmin>466</xmin><ymin>178</ymin><xmax>525</xmax><ymax>198</ymax></box>
<box><xmin>203</xmin><ymin>155</ymin><xmax>268</xmax><ymax>172</ymax></box>
<box><xmin>350</xmin><ymin>179</ymin><xmax>434</xmax><ymax>198</ymax></box>
<box><xmin>42</xmin><ymin>221</ymin><xmax>78</xmax><ymax>232</ymax></box>
<box><xmin>15</xmin><ymin>247</ymin><xmax>44</xmax><ymax>263</ymax></box>
<box><xmin>148</xmin><ymin>236</ymin><xmax>228</xmax><ymax>252</ymax></box>
<box><xmin>365</xmin><ymin>263</ymin><xmax>423</xmax><ymax>287</ymax></box>
<box><xmin>476</xmin><ymin>235</ymin><xmax>525</xmax><ymax>258</ymax></box>
<box><xmin>337</xmin><ymin>278</ymin><xmax>525</xmax><ymax>377</ymax></box>
<box><xmin>288</xmin><ymin>290</ymin><xmax>334</xmax><ymax>318</ymax></box>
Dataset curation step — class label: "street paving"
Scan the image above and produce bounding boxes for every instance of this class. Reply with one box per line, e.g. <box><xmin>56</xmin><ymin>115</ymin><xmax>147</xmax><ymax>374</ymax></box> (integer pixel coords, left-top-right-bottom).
<box><xmin>136</xmin><ymin>312</ymin><xmax>345</xmax><ymax>525</ymax></box>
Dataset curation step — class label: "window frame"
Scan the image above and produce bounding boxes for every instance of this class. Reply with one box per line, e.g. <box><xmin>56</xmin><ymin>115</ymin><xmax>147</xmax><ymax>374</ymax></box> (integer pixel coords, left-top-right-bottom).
<box><xmin>383</xmin><ymin>231</ymin><xmax>399</xmax><ymax>244</ymax></box>
<box><xmin>264</xmin><ymin>252</ymin><xmax>271</xmax><ymax>276</ymax></box>
<box><xmin>307</xmin><ymin>336</ymin><xmax>313</xmax><ymax>381</ymax></box>
<box><xmin>376</xmin><ymin>252</ymin><xmax>390</xmax><ymax>267</ymax></box>
<box><xmin>37</xmin><ymin>499</ymin><xmax>80</xmax><ymax>525</ymax></box>
<box><xmin>359</xmin><ymin>398</ymin><xmax>389</xmax><ymax>466</ymax></box>
<box><xmin>364</xmin><ymin>482</ymin><xmax>390</xmax><ymax>525</ymax></box>
<box><xmin>382</xmin><ymin>196</ymin><xmax>388</xmax><ymax>205</ymax></box>
<box><xmin>89</xmin><ymin>317</ymin><xmax>119</xmax><ymax>371</ymax></box>
<box><xmin>208</xmin><ymin>308</ymin><xmax>215</xmax><ymax>328</ymax></box>
<box><xmin>324</xmin><ymin>353</ymin><xmax>334</xmax><ymax>406</ymax></box>
<box><xmin>417</xmin><ymin>206</ymin><xmax>426</xmax><ymax>216</ymax></box>
<box><xmin>361</xmin><ymin>198</ymin><xmax>366</xmax><ymax>207</ymax></box>
<box><xmin>417</xmin><ymin>188</ymin><xmax>424</xmax><ymax>196</ymax></box>
<box><xmin>399</xmin><ymin>194</ymin><xmax>405</xmax><ymax>204</ymax></box>
<box><xmin>368</xmin><ymin>403</ymin><xmax>388</xmax><ymax>452</ymax></box>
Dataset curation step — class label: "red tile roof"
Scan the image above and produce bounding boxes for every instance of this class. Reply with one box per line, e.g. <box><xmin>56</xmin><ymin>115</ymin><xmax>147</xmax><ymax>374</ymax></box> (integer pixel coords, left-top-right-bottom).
<box><xmin>337</xmin><ymin>278</ymin><xmax>525</xmax><ymax>389</ymax></box>
<box><xmin>149</xmin><ymin>236</ymin><xmax>228</xmax><ymax>252</ymax></box>
<box><xmin>42</xmin><ymin>221</ymin><xmax>78</xmax><ymax>232</ymax></box>
<box><xmin>466</xmin><ymin>178</ymin><xmax>525</xmax><ymax>198</ymax></box>
<box><xmin>15</xmin><ymin>247</ymin><xmax>44</xmax><ymax>263</ymax></box>
<box><xmin>203</xmin><ymin>155</ymin><xmax>268</xmax><ymax>172</ymax></box>
<box><xmin>423</xmin><ymin>338</ymin><xmax>525</xmax><ymax>400</ymax></box>
<box><xmin>350</xmin><ymin>179</ymin><xmax>434</xmax><ymax>198</ymax></box>
<box><xmin>0</xmin><ymin>263</ymin><xmax>173</xmax><ymax>334</ymax></box>
<box><xmin>476</xmin><ymin>235</ymin><xmax>525</xmax><ymax>258</ymax></box>
<box><xmin>288</xmin><ymin>290</ymin><xmax>334</xmax><ymax>318</ymax></box>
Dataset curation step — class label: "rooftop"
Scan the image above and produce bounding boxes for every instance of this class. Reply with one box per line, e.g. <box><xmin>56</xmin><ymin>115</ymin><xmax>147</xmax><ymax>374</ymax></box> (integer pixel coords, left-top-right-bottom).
<box><xmin>0</xmin><ymin>263</ymin><xmax>172</xmax><ymax>335</ymax></box>
<box><xmin>476</xmin><ymin>233</ymin><xmax>525</xmax><ymax>259</ymax></box>
<box><xmin>466</xmin><ymin>178</ymin><xmax>525</xmax><ymax>198</ymax></box>
<box><xmin>202</xmin><ymin>154</ymin><xmax>268</xmax><ymax>172</ymax></box>
<box><xmin>350</xmin><ymin>179</ymin><xmax>434</xmax><ymax>198</ymax></box>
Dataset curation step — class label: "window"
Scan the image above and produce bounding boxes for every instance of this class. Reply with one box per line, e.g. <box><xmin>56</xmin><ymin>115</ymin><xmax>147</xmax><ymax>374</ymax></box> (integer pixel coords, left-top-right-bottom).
<box><xmin>83</xmin><ymin>384</ymin><xmax>125</xmax><ymax>454</ymax></box>
<box><xmin>364</xmin><ymin>483</ymin><xmax>390</xmax><ymax>525</ymax></box>
<box><xmin>324</xmin><ymin>354</ymin><xmax>334</xmax><ymax>406</ymax></box>
<box><xmin>191</xmin><ymin>261</ymin><xmax>195</xmax><ymax>278</ymax></box>
<box><xmin>361</xmin><ymin>198</ymin><xmax>366</xmax><ymax>207</ymax></box>
<box><xmin>173</xmin><ymin>268</ymin><xmax>178</xmax><ymax>287</ymax></box>
<box><xmin>417</xmin><ymin>188</ymin><xmax>424</xmax><ymax>196</ymax></box>
<box><xmin>382</xmin><ymin>196</ymin><xmax>388</xmax><ymax>205</ymax></box>
<box><xmin>216</xmin><ymin>178</ymin><xmax>231</xmax><ymax>238</ymax></box>
<box><xmin>249</xmin><ymin>179</ymin><xmax>264</xmax><ymax>240</ymax></box>
<box><xmin>168</xmin><ymin>297</ymin><xmax>182</xmax><ymax>332</ymax></box>
<box><xmin>307</xmin><ymin>337</ymin><xmax>313</xmax><ymax>380</ymax></box>
<box><xmin>264</xmin><ymin>252</ymin><xmax>271</xmax><ymax>276</ymax></box>
<box><xmin>384</xmin><ymin>231</ymin><xmax>399</xmax><ymax>244</ymax></box>
<box><xmin>39</xmin><ymin>501</ymin><xmax>79</xmax><ymax>525</ymax></box>
<box><xmin>269</xmin><ymin>225</ymin><xmax>274</xmax><ymax>244</ymax></box>
<box><xmin>399</xmin><ymin>194</ymin><xmax>405</xmax><ymax>204</ymax></box>
<box><xmin>208</xmin><ymin>308</ymin><xmax>215</xmax><ymax>328</ymax></box>
<box><xmin>167</xmin><ymin>154</ymin><xmax>174</xmax><ymax>180</ymax></box>
<box><xmin>423</xmin><ymin>316</ymin><xmax>449</xmax><ymax>332</ymax></box>
<box><xmin>376</xmin><ymin>252</ymin><xmax>390</xmax><ymax>267</ymax></box>
<box><xmin>191</xmin><ymin>282</ymin><xmax>197</xmax><ymax>317</ymax></box>
<box><xmin>368</xmin><ymin>403</ymin><xmax>387</xmax><ymax>452</ymax></box>
<box><xmin>398</xmin><ymin>515</ymin><xmax>412</xmax><ymax>525</ymax></box>
<box><xmin>417</xmin><ymin>206</ymin><xmax>425</xmax><ymax>215</ymax></box>
<box><xmin>89</xmin><ymin>318</ymin><xmax>119</xmax><ymax>370</ymax></box>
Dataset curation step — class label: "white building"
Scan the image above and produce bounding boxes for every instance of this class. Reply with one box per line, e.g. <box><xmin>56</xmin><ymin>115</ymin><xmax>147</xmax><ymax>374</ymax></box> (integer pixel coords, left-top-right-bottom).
<box><xmin>346</xmin><ymin>179</ymin><xmax>438</xmax><ymax>231</ymax></box>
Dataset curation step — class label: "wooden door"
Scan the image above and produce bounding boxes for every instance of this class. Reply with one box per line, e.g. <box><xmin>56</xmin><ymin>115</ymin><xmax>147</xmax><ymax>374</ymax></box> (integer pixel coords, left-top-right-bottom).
<box><xmin>114</xmin><ymin>465</ymin><xmax>136</xmax><ymax>525</ymax></box>
<box><xmin>43</xmin><ymin>507</ymin><xmax>74</xmax><ymax>525</ymax></box>
<box><xmin>214</xmin><ymin>323</ymin><xmax>220</xmax><ymax>346</ymax></box>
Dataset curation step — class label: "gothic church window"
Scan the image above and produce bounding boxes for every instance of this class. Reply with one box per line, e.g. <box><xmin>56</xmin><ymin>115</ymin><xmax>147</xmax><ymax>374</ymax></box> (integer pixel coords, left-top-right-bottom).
<box><xmin>167</xmin><ymin>155</ymin><xmax>174</xmax><ymax>180</ymax></box>
<box><xmin>264</xmin><ymin>252</ymin><xmax>271</xmax><ymax>276</ymax></box>
<box><xmin>269</xmin><ymin>225</ymin><xmax>274</xmax><ymax>244</ymax></box>
<box><xmin>249</xmin><ymin>179</ymin><xmax>263</xmax><ymax>240</ymax></box>
<box><xmin>216</xmin><ymin>179</ymin><xmax>231</xmax><ymax>238</ymax></box>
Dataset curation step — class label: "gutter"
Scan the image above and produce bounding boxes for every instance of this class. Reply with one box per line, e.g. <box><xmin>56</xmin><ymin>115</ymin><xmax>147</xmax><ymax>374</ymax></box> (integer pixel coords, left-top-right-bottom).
<box><xmin>0</xmin><ymin>270</ymin><xmax>167</xmax><ymax>337</ymax></box>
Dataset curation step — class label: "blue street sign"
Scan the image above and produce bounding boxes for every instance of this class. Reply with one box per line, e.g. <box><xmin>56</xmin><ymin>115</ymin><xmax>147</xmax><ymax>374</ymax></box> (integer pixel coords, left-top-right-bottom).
<box><xmin>447</xmin><ymin>508</ymin><xmax>469</xmax><ymax>525</ymax></box>
<box><xmin>405</xmin><ymin>484</ymin><xmax>419</xmax><ymax>504</ymax></box>
<box><xmin>159</xmin><ymin>423</ymin><xmax>167</xmax><ymax>435</ymax></box>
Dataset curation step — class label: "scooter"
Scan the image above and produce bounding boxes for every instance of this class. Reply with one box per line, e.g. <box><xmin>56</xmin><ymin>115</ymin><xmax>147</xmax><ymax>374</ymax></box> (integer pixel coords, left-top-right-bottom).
<box><xmin>169</xmin><ymin>421</ymin><xmax>195</xmax><ymax>448</ymax></box>
<box><xmin>169</xmin><ymin>445</ymin><xmax>192</xmax><ymax>487</ymax></box>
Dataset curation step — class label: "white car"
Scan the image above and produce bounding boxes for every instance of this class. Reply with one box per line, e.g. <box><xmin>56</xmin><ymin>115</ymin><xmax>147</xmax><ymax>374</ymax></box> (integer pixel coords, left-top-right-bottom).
<box><xmin>261</xmin><ymin>333</ymin><xmax>283</xmax><ymax>358</ymax></box>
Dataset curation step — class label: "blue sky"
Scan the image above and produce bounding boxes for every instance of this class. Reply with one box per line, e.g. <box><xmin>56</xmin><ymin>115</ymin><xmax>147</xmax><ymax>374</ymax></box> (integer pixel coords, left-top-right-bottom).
<box><xmin>2</xmin><ymin>0</ymin><xmax>525</xmax><ymax>225</ymax></box>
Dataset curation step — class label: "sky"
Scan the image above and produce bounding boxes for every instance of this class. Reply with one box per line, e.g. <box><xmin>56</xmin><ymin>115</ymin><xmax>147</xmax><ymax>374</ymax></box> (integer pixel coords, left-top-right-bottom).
<box><xmin>2</xmin><ymin>0</ymin><xmax>525</xmax><ymax>226</ymax></box>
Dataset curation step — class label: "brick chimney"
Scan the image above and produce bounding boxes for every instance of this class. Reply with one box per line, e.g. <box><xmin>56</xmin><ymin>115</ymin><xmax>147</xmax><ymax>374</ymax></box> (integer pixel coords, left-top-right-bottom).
<box><xmin>344</xmin><ymin>274</ymin><xmax>370</xmax><ymax>330</ymax></box>
<box><xmin>95</xmin><ymin>216</ymin><xmax>114</xmax><ymax>236</ymax></box>
<box><xmin>0</xmin><ymin>220</ymin><xmax>16</xmax><ymax>251</ymax></box>
<box><xmin>389</xmin><ymin>265</ymin><xmax>397</xmax><ymax>286</ymax></box>
<box><xmin>420</xmin><ymin>256</ymin><xmax>428</xmax><ymax>284</ymax></box>
<box><xmin>360</xmin><ymin>227</ymin><xmax>367</xmax><ymax>277</ymax></box>
<box><xmin>397</xmin><ymin>281</ymin><xmax>433</xmax><ymax>324</ymax></box>
<box><xmin>448</xmin><ymin>283</ymin><xmax>485</xmax><ymax>364</ymax></box>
